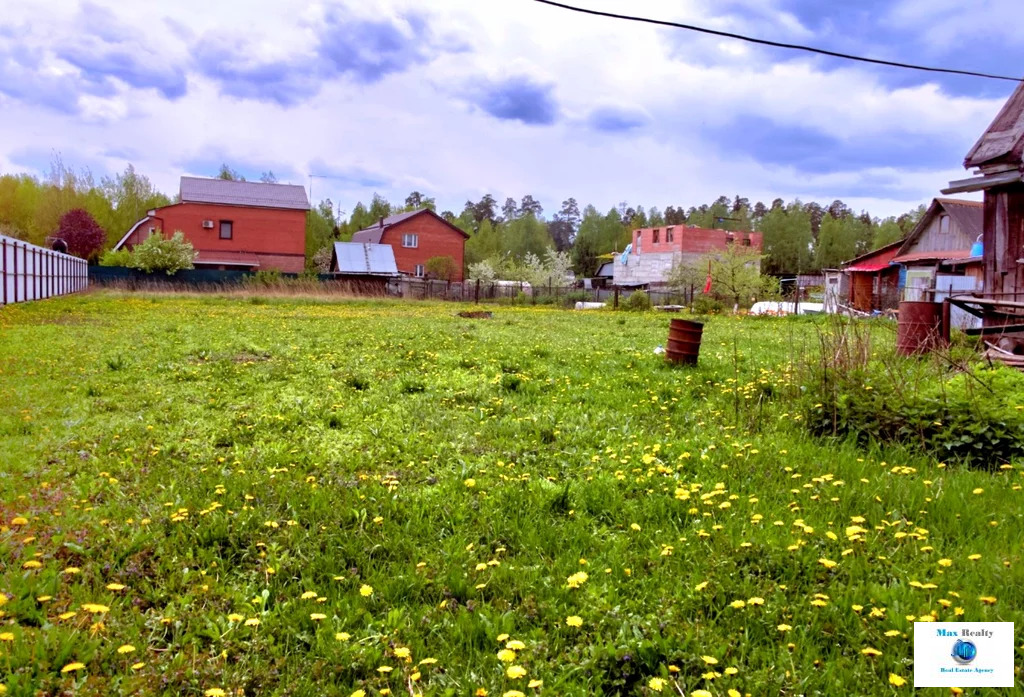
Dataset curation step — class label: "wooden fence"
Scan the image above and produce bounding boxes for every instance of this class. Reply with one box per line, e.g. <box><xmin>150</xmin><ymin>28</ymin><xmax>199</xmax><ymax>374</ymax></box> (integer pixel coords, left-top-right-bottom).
<box><xmin>1</xmin><ymin>235</ymin><xmax>89</xmax><ymax>306</ymax></box>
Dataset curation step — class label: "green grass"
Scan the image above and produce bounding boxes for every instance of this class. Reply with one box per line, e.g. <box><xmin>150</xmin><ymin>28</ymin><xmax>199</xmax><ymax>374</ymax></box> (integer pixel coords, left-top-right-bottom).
<box><xmin>0</xmin><ymin>292</ymin><xmax>1021</xmax><ymax>696</ymax></box>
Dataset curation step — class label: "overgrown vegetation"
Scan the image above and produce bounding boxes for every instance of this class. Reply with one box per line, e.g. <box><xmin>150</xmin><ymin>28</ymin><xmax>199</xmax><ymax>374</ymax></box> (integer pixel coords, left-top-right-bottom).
<box><xmin>1</xmin><ymin>295</ymin><xmax>1021</xmax><ymax>696</ymax></box>
<box><xmin>803</xmin><ymin>317</ymin><xmax>1024</xmax><ymax>469</ymax></box>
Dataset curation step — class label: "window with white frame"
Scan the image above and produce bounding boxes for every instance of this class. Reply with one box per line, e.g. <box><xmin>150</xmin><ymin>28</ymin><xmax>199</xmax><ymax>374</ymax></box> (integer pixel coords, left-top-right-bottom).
<box><xmin>414</xmin><ymin>264</ymin><xmax>425</xmax><ymax>277</ymax></box>
<box><xmin>402</xmin><ymin>233</ymin><xmax>419</xmax><ymax>248</ymax></box>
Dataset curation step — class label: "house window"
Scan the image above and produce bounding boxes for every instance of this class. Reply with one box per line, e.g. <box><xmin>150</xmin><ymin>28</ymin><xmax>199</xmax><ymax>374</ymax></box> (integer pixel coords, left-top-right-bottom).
<box><xmin>219</xmin><ymin>220</ymin><xmax>233</xmax><ymax>240</ymax></box>
<box><xmin>666</xmin><ymin>227</ymin><xmax>674</xmax><ymax>243</ymax></box>
<box><xmin>414</xmin><ymin>264</ymin><xmax>425</xmax><ymax>277</ymax></box>
<box><xmin>402</xmin><ymin>233</ymin><xmax>419</xmax><ymax>248</ymax></box>
<box><xmin>939</xmin><ymin>215</ymin><xmax>950</xmax><ymax>235</ymax></box>
<box><xmin>653</xmin><ymin>229</ymin><xmax>660</xmax><ymax>243</ymax></box>
<box><xmin>742</xmin><ymin>236</ymin><xmax>751</xmax><ymax>246</ymax></box>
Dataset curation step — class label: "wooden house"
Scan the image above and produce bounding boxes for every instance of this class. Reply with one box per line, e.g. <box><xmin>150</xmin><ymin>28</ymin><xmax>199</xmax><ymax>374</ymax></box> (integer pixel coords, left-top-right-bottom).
<box><xmin>892</xmin><ymin>198</ymin><xmax>983</xmax><ymax>300</ymax></box>
<box><xmin>943</xmin><ymin>80</ymin><xmax>1024</xmax><ymax>350</ymax></box>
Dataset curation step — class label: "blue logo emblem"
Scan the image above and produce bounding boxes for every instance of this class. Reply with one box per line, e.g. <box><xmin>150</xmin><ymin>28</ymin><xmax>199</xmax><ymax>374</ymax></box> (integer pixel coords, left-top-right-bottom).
<box><xmin>951</xmin><ymin>639</ymin><xmax>977</xmax><ymax>664</ymax></box>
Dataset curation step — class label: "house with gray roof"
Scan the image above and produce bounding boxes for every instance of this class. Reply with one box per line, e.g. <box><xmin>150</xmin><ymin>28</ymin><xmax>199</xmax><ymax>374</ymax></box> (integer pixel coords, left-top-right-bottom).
<box><xmin>114</xmin><ymin>176</ymin><xmax>310</xmax><ymax>272</ymax></box>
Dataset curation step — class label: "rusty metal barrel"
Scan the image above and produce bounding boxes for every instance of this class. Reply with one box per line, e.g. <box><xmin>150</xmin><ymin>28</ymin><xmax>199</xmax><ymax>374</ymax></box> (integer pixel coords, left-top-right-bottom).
<box><xmin>897</xmin><ymin>301</ymin><xmax>945</xmax><ymax>355</ymax></box>
<box><xmin>666</xmin><ymin>318</ymin><xmax>704</xmax><ymax>365</ymax></box>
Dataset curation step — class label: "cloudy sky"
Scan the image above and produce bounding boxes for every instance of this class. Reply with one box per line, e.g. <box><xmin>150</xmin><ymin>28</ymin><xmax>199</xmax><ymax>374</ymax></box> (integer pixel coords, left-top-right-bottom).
<box><xmin>0</xmin><ymin>0</ymin><xmax>1019</xmax><ymax>219</ymax></box>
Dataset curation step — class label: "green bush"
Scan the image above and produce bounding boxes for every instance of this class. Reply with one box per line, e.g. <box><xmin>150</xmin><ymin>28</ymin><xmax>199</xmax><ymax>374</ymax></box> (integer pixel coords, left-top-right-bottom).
<box><xmin>621</xmin><ymin>290</ymin><xmax>651</xmax><ymax>312</ymax></box>
<box><xmin>805</xmin><ymin>361</ymin><xmax>1024</xmax><ymax>469</ymax></box>
<box><xmin>245</xmin><ymin>270</ymin><xmax>283</xmax><ymax>287</ymax></box>
<box><xmin>129</xmin><ymin>231</ymin><xmax>196</xmax><ymax>275</ymax></box>
<box><xmin>691</xmin><ymin>295</ymin><xmax>725</xmax><ymax>314</ymax></box>
<box><xmin>98</xmin><ymin>248</ymin><xmax>133</xmax><ymax>267</ymax></box>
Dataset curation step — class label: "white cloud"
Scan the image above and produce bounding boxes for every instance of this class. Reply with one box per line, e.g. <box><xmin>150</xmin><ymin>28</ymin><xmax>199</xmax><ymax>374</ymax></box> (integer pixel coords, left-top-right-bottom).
<box><xmin>0</xmin><ymin>0</ymin><xmax>1012</xmax><ymax>224</ymax></box>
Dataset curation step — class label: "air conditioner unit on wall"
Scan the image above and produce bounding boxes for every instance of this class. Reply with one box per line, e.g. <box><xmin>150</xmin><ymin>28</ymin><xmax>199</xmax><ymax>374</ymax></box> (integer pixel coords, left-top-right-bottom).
<box><xmin>202</xmin><ymin>220</ymin><xmax>215</xmax><ymax>229</ymax></box>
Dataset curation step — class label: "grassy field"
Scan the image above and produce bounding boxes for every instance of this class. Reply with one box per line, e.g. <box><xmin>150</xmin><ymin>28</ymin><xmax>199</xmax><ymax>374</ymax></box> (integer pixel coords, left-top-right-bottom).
<box><xmin>1</xmin><ymin>292</ymin><xmax>1022</xmax><ymax>696</ymax></box>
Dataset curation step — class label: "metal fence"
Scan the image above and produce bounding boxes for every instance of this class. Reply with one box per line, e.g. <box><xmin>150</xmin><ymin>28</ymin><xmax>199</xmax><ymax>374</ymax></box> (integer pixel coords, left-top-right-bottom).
<box><xmin>1</xmin><ymin>235</ymin><xmax>88</xmax><ymax>306</ymax></box>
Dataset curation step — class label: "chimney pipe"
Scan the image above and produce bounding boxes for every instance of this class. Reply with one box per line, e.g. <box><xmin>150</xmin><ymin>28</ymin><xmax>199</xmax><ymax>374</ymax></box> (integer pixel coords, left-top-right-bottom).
<box><xmin>379</xmin><ymin>217</ymin><xmax>385</xmax><ymax>227</ymax></box>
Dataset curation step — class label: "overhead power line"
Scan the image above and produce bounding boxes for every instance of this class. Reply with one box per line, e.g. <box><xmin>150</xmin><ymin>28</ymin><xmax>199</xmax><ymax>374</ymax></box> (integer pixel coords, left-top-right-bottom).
<box><xmin>531</xmin><ymin>0</ymin><xmax>1021</xmax><ymax>82</ymax></box>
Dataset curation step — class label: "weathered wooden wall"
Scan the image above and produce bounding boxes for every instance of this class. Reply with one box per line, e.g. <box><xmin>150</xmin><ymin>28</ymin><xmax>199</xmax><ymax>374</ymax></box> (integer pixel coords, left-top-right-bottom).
<box><xmin>983</xmin><ymin>184</ymin><xmax>1024</xmax><ymax>323</ymax></box>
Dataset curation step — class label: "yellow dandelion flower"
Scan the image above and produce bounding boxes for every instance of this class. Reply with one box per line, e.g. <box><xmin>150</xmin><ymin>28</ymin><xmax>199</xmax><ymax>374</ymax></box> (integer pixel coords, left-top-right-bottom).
<box><xmin>566</xmin><ymin>615</ymin><xmax>583</xmax><ymax>627</ymax></box>
<box><xmin>244</xmin><ymin>618</ymin><xmax>261</xmax><ymax>627</ymax></box>
<box><xmin>300</xmin><ymin>591</ymin><xmax>318</xmax><ymax>599</ymax></box>
<box><xmin>818</xmin><ymin>558</ymin><xmax>838</xmax><ymax>569</ymax></box>
<box><xmin>861</xmin><ymin>647</ymin><xmax>882</xmax><ymax>657</ymax></box>
<box><xmin>22</xmin><ymin>560</ymin><xmax>42</xmax><ymax>570</ymax></box>
<box><xmin>938</xmin><ymin>559</ymin><xmax>952</xmax><ymax>567</ymax></box>
<box><xmin>889</xmin><ymin>673</ymin><xmax>906</xmax><ymax>687</ymax></box>
<box><xmin>979</xmin><ymin>596</ymin><xmax>997</xmax><ymax>605</ymax></box>
<box><xmin>777</xmin><ymin>624</ymin><xmax>793</xmax><ymax>632</ymax></box>
<box><xmin>10</xmin><ymin>517</ymin><xmax>28</xmax><ymax>526</ymax></box>
<box><xmin>506</xmin><ymin>665</ymin><xmax>527</xmax><ymax>679</ymax></box>
<box><xmin>0</xmin><ymin>632</ymin><xmax>14</xmax><ymax>642</ymax></box>
<box><xmin>694</xmin><ymin>581</ymin><xmax>709</xmax><ymax>591</ymax></box>
<box><xmin>336</xmin><ymin>632</ymin><xmax>351</xmax><ymax>641</ymax></box>
<box><xmin>724</xmin><ymin>667</ymin><xmax>738</xmax><ymax>675</ymax></box>
<box><xmin>106</xmin><ymin>583</ymin><xmax>126</xmax><ymax>591</ymax></box>
<box><xmin>747</xmin><ymin>596</ymin><xmax>765</xmax><ymax>606</ymax></box>
<box><xmin>82</xmin><ymin>603</ymin><xmax>110</xmax><ymax>614</ymax></box>
<box><xmin>885</xmin><ymin>630</ymin><xmax>902</xmax><ymax>637</ymax></box>
<box><xmin>131</xmin><ymin>662</ymin><xmax>145</xmax><ymax>670</ymax></box>
<box><xmin>502</xmin><ymin>691</ymin><xmax>524</xmax><ymax>697</ymax></box>
<box><xmin>377</xmin><ymin>665</ymin><xmax>394</xmax><ymax>673</ymax></box>
<box><xmin>729</xmin><ymin>599</ymin><xmax>746</xmax><ymax>609</ymax></box>
<box><xmin>204</xmin><ymin>689</ymin><xmax>226</xmax><ymax>697</ymax></box>
<box><xmin>227</xmin><ymin>613</ymin><xmax>244</xmax><ymax>622</ymax></box>
<box><xmin>967</xmin><ymin>554</ymin><xmax>981</xmax><ymax>561</ymax></box>
<box><xmin>310</xmin><ymin>613</ymin><xmax>326</xmax><ymax>621</ymax></box>
<box><xmin>506</xmin><ymin>639</ymin><xmax>526</xmax><ymax>650</ymax></box>
<box><xmin>692</xmin><ymin>691</ymin><xmax>713</xmax><ymax>697</ymax></box>
<box><xmin>394</xmin><ymin>647</ymin><xmax>411</xmax><ymax>659</ymax></box>
<box><xmin>350</xmin><ymin>691</ymin><xmax>366</xmax><ymax>697</ymax></box>
<box><xmin>61</xmin><ymin>662</ymin><xmax>86</xmax><ymax>673</ymax></box>
<box><xmin>497</xmin><ymin>649</ymin><xmax>517</xmax><ymax>663</ymax></box>
<box><xmin>528</xmin><ymin>679</ymin><xmax>543</xmax><ymax>688</ymax></box>
<box><xmin>117</xmin><ymin>644</ymin><xmax>136</xmax><ymax>654</ymax></box>
<box><xmin>58</xmin><ymin>611</ymin><xmax>77</xmax><ymax>620</ymax></box>
<box><xmin>648</xmin><ymin>677</ymin><xmax>665</xmax><ymax>692</ymax></box>
<box><xmin>701</xmin><ymin>655</ymin><xmax>719</xmax><ymax>665</ymax></box>
<box><xmin>464</xmin><ymin>478</ymin><xmax>476</xmax><ymax>488</ymax></box>
<box><xmin>359</xmin><ymin>584</ymin><xmax>373</xmax><ymax>597</ymax></box>
<box><xmin>497</xmin><ymin>633</ymin><xmax>510</xmax><ymax>642</ymax></box>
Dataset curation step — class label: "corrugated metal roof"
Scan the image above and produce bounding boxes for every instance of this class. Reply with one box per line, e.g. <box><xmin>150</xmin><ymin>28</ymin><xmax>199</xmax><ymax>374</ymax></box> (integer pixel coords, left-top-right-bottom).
<box><xmin>846</xmin><ymin>261</ymin><xmax>894</xmax><ymax>272</ymax></box>
<box><xmin>332</xmin><ymin>242</ymin><xmax>398</xmax><ymax>275</ymax></box>
<box><xmin>892</xmin><ymin>249</ymin><xmax>973</xmax><ymax>264</ymax></box>
<box><xmin>841</xmin><ymin>239</ymin><xmax>904</xmax><ymax>270</ymax></box>
<box><xmin>180</xmin><ymin>177</ymin><xmax>310</xmax><ymax>210</ymax></box>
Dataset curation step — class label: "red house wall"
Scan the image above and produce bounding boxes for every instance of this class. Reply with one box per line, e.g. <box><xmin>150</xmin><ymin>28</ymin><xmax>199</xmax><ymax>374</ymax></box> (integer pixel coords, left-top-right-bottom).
<box><xmin>123</xmin><ymin>202</ymin><xmax>307</xmax><ymax>272</ymax></box>
<box><xmin>381</xmin><ymin>215</ymin><xmax>466</xmax><ymax>282</ymax></box>
<box><xmin>632</xmin><ymin>225</ymin><xmax>764</xmax><ymax>255</ymax></box>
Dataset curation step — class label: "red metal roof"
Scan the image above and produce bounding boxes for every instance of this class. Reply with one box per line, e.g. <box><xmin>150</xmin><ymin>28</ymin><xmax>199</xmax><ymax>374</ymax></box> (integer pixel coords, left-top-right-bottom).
<box><xmin>842</xmin><ymin>239</ymin><xmax>903</xmax><ymax>272</ymax></box>
<box><xmin>846</xmin><ymin>260</ymin><xmax>893</xmax><ymax>272</ymax></box>
<box><xmin>194</xmin><ymin>250</ymin><xmax>261</xmax><ymax>267</ymax></box>
<box><xmin>891</xmin><ymin>249</ymin><xmax>972</xmax><ymax>264</ymax></box>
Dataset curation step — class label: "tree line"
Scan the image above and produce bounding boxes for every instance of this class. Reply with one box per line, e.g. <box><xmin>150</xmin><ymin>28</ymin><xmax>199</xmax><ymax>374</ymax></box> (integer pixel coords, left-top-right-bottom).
<box><xmin>0</xmin><ymin>158</ymin><xmax>926</xmax><ymax>276</ymax></box>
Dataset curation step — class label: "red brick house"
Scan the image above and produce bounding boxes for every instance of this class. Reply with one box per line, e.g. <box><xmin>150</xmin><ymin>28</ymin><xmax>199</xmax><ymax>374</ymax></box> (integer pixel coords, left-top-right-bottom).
<box><xmin>114</xmin><ymin>177</ymin><xmax>310</xmax><ymax>272</ymax></box>
<box><xmin>351</xmin><ymin>209</ymin><xmax>468</xmax><ymax>282</ymax></box>
<box><xmin>613</xmin><ymin>225</ymin><xmax>764</xmax><ymax>286</ymax></box>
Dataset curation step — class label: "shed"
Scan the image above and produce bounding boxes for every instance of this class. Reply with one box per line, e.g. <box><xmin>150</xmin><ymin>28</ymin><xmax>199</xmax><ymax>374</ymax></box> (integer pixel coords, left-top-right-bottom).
<box><xmin>329</xmin><ymin>242</ymin><xmax>399</xmax><ymax>293</ymax></box>
<box><xmin>942</xmin><ymin>80</ymin><xmax>1024</xmax><ymax>346</ymax></box>
<box><xmin>841</xmin><ymin>240</ymin><xmax>903</xmax><ymax>312</ymax></box>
